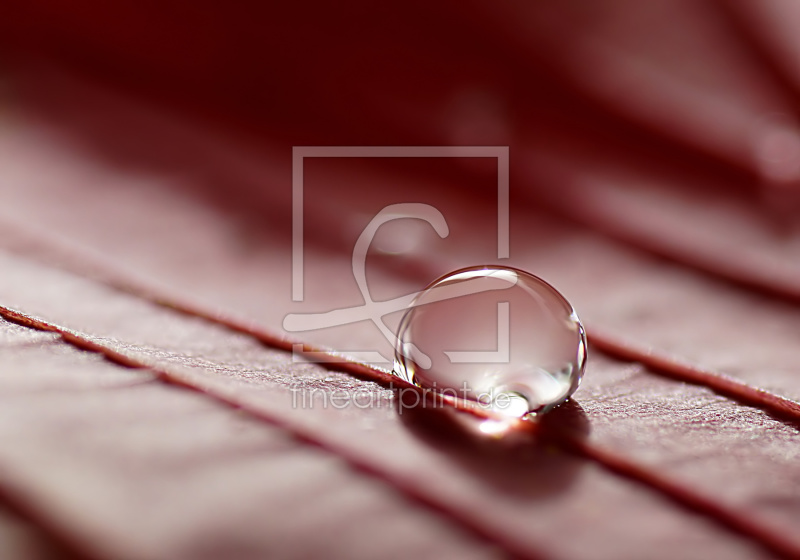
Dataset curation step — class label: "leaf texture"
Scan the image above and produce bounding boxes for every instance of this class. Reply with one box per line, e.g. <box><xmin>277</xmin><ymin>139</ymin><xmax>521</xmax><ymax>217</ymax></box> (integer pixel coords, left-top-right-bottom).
<box><xmin>1</xmin><ymin>3</ymin><xmax>800</xmax><ymax>559</ymax></box>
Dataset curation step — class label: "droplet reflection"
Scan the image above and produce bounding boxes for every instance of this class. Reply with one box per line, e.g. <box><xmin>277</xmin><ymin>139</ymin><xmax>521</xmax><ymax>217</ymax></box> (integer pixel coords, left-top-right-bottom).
<box><xmin>394</xmin><ymin>266</ymin><xmax>587</xmax><ymax>419</ymax></box>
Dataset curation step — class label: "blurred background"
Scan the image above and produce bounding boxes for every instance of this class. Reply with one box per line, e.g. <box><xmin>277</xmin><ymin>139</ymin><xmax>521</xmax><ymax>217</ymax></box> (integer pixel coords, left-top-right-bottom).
<box><xmin>3</xmin><ymin>1</ymin><xmax>800</xmax><ymax>350</ymax></box>
<box><xmin>2</xmin><ymin>3</ymin><xmax>800</xmax><ymax>559</ymax></box>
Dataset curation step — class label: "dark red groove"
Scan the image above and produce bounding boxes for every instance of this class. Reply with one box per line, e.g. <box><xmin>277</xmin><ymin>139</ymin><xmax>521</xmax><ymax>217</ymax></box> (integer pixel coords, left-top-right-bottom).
<box><xmin>596</xmin><ymin>223</ymin><xmax>800</xmax><ymax>304</ymax></box>
<box><xmin>160</xmin><ymin>288</ymin><xmax>800</xmax><ymax>426</ymax></box>
<box><xmin>542</xmin><ymin>192</ymin><xmax>800</xmax><ymax>306</ymax></box>
<box><xmin>588</xmin><ymin>330</ymin><xmax>800</xmax><ymax>424</ymax></box>
<box><xmin>0</xmin><ymin>305</ymin><xmax>540</xmax><ymax>560</ymax></box>
<box><xmin>0</xmin><ymin>482</ymin><xmax>103</xmax><ymax>560</ymax></box>
<box><xmin>3</xmin><ymin>304</ymin><xmax>799</xmax><ymax>559</ymax></box>
<box><xmin>86</xmin><ymin>260</ymin><xmax>800</xmax><ymax>426</ymax></box>
<box><xmin>3</xmin><ymin>225</ymin><xmax>800</xmax><ymax>556</ymax></box>
<box><xmin>552</xmin><ymin>432</ymin><xmax>800</xmax><ymax>560</ymax></box>
<box><xmin>4</xmin><ymin>221</ymin><xmax>799</xmax><ymax>426</ymax></box>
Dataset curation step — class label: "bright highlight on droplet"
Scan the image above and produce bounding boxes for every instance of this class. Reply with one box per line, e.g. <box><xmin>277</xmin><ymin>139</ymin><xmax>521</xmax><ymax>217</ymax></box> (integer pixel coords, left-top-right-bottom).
<box><xmin>393</xmin><ymin>266</ymin><xmax>587</xmax><ymax>419</ymax></box>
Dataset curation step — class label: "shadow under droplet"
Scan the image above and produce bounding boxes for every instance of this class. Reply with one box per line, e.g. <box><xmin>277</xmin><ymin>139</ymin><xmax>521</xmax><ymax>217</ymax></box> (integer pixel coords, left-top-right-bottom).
<box><xmin>397</xmin><ymin>392</ymin><xmax>590</xmax><ymax>499</ymax></box>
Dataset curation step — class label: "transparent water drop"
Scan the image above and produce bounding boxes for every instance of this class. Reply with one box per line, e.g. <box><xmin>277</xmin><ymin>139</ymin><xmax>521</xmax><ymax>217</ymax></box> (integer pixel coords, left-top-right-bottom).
<box><xmin>394</xmin><ymin>266</ymin><xmax>587</xmax><ymax>419</ymax></box>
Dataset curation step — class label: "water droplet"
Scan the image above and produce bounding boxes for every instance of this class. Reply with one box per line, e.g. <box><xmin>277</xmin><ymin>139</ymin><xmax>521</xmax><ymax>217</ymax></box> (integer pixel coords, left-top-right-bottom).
<box><xmin>394</xmin><ymin>266</ymin><xmax>587</xmax><ymax>419</ymax></box>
